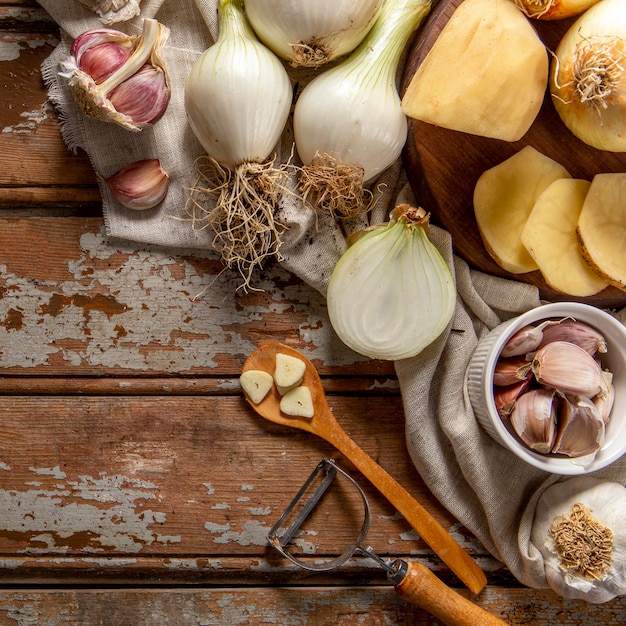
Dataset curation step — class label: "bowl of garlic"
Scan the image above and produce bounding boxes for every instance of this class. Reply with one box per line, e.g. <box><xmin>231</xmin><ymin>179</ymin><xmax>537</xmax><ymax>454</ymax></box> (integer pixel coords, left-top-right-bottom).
<box><xmin>467</xmin><ymin>302</ymin><xmax>626</xmax><ymax>475</ymax></box>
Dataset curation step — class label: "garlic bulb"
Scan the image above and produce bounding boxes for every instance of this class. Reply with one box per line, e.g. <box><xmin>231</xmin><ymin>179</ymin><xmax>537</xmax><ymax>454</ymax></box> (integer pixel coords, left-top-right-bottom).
<box><xmin>61</xmin><ymin>18</ymin><xmax>171</xmax><ymax>131</ymax></box>
<box><xmin>244</xmin><ymin>0</ymin><xmax>383</xmax><ymax>67</ymax></box>
<box><xmin>104</xmin><ymin>159</ymin><xmax>169</xmax><ymax>210</ymax></box>
<box><xmin>79</xmin><ymin>0</ymin><xmax>142</xmax><ymax>24</ymax></box>
<box><xmin>531</xmin><ymin>476</ymin><xmax>626</xmax><ymax>603</ymax></box>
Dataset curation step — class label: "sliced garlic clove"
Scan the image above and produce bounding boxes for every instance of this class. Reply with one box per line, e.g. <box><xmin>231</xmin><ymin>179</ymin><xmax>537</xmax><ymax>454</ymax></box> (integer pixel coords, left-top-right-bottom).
<box><xmin>538</xmin><ymin>319</ymin><xmax>607</xmax><ymax>356</ymax></box>
<box><xmin>105</xmin><ymin>158</ymin><xmax>169</xmax><ymax>210</ymax></box>
<box><xmin>531</xmin><ymin>340</ymin><xmax>607</xmax><ymax>398</ymax></box>
<box><xmin>510</xmin><ymin>388</ymin><xmax>558</xmax><ymax>454</ymax></box>
<box><xmin>280</xmin><ymin>385</ymin><xmax>315</xmax><ymax>418</ymax></box>
<box><xmin>240</xmin><ymin>369</ymin><xmax>274</xmax><ymax>404</ymax></box>
<box><xmin>273</xmin><ymin>353</ymin><xmax>306</xmax><ymax>390</ymax></box>
<box><xmin>552</xmin><ymin>395</ymin><xmax>605</xmax><ymax>458</ymax></box>
<box><xmin>493</xmin><ymin>355</ymin><xmax>532</xmax><ymax>386</ymax></box>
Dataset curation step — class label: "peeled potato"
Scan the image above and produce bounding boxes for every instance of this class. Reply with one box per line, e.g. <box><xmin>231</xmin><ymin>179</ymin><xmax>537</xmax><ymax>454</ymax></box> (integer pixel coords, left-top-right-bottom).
<box><xmin>474</xmin><ymin>146</ymin><xmax>571</xmax><ymax>274</ymax></box>
<box><xmin>521</xmin><ymin>178</ymin><xmax>608</xmax><ymax>296</ymax></box>
<box><xmin>577</xmin><ymin>173</ymin><xmax>626</xmax><ymax>291</ymax></box>
<box><xmin>401</xmin><ymin>0</ymin><xmax>548</xmax><ymax>142</ymax></box>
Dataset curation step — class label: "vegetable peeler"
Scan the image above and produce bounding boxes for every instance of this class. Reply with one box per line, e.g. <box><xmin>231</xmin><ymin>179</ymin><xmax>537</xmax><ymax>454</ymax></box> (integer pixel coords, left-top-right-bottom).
<box><xmin>268</xmin><ymin>458</ymin><xmax>508</xmax><ymax>626</ymax></box>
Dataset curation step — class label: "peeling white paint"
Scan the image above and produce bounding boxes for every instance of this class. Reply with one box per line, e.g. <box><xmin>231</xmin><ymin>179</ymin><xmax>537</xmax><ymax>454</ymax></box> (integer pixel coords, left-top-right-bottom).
<box><xmin>204</xmin><ymin>520</ymin><xmax>270</xmax><ymax>547</ymax></box>
<box><xmin>236</xmin><ymin>497</ymin><xmax>250</xmax><ymax>503</ymax></box>
<box><xmin>203</xmin><ymin>483</ymin><xmax>215</xmax><ymax>495</ymax></box>
<box><xmin>240</xmin><ymin>485</ymin><xmax>254</xmax><ymax>491</ymax></box>
<box><xmin>0</xmin><ymin>41</ymin><xmax>21</xmax><ymax>62</ymax></box>
<box><xmin>2</xmin><ymin>104</ymin><xmax>52</xmax><ymax>134</ymax></box>
<box><xmin>0</xmin><ymin>462</ymin><xmax>10</xmax><ymax>471</ymax></box>
<box><xmin>29</xmin><ymin>466</ymin><xmax>66</xmax><ymax>479</ymax></box>
<box><xmin>0</xmin><ymin>228</ymin><xmax>361</xmax><ymax>372</ymax></box>
<box><xmin>0</xmin><ymin>472</ymin><xmax>177</xmax><ymax>553</ymax></box>
<box><xmin>249</xmin><ymin>507</ymin><xmax>271</xmax><ymax>516</ymax></box>
<box><xmin>211</xmin><ymin>503</ymin><xmax>230</xmax><ymax>510</ymax></box>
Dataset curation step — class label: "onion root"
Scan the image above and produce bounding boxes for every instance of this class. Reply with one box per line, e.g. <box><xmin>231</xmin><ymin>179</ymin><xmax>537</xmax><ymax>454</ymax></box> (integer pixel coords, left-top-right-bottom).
<box><xmin>186</xmin><ymin>155</ymin><xmax>291</xmax><ymax>292</ymax></box>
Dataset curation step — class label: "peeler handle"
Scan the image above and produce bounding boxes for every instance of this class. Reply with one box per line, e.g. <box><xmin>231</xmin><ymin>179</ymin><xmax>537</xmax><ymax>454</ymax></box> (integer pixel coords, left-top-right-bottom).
<box><xmin>323</xmin><ymin>425</ymin><xmax>487</xmax><ymax>594</ymax></box>
<box><xmin>394</xmin><ymin>561</ymin><xmax>508</xmax><ymax>626</ymax></box>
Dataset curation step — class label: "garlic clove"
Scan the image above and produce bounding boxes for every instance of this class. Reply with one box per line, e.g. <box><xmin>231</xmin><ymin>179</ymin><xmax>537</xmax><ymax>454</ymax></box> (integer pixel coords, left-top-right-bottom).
<box><xmin>61</xmin><ymin>18</ymin><xmax>171</xmax><ymax>131</ymax></box>
<box><xmin>108</xmin><ymin>64</ymin><xmax>170</xmax><ymax>126</ymax></box>
<box><xmin>493</xmin><ymin>355</ymin><xmax>532</xmax><ymax>386</ymax></box>
<box><xmin>551</xmin><ymin>395</ymin><xmax>605</xmax><ymax>458</ymax></box>
<box><xmin>531</xmin><ymin>340</ymin><xmax>607</xmax><ymax>398</ymax></box>
<box><xmin>494</xmin><ymin>377</ymin><xmax>532</xmax><ymax>418</ymax></box>
<box><xmin>500</xmin><ymin>319</ymin><xmax>560</xmax><ymax>358</ymax></box>
<box><xmin>105</xmin><ymin>158</ymin><xmax>169</xmax><ymax>210</ymax></box>
<box><xmin>593</xmin><ymin>373</ymin><xmax>615</xmax><ymax>425</ymax></box>
<box><xmin>510</xmin><ymin>388</ymin><xmax>558</xmax><ymax>454</ymax></box>
<box><xmin>538</xmin><ymin>319</ymin><xmax>607</xmax><ymax>356</ymax></box>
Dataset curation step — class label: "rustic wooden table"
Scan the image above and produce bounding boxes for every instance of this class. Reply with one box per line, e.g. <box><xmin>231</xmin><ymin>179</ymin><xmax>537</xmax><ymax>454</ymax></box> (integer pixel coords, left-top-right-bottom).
<box><xmin>1</xmin><ymin>2</ymin><xmax>625</xmax><ymax>624</ymax></box>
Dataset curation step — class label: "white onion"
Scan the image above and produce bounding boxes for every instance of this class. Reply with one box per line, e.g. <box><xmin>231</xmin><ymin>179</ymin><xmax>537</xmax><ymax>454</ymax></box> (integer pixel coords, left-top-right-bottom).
<box><xmin>550</xmin><ymin>0</ymin><xmax>626</xmax><ymax>151</ymax></box>
<box><xmin>327</xmin><ymin>205</ymin><xmax>456</xmax><ymax>361</ymax></box>
<box><xmin>244</xmin><ymin>0</ymin><xmax>384</xmax><ymax>67</ymax></box>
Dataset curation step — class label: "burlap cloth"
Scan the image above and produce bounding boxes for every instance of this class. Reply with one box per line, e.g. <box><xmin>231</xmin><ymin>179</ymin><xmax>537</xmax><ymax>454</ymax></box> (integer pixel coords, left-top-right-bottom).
<box><xmin>39</xmin><ymin>0</ymin><xmax>625</xmax><ymax>597</ymax></box>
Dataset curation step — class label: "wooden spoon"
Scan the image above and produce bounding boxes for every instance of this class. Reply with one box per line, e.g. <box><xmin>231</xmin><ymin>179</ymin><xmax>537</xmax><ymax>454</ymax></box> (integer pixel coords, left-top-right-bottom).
<box><xmin>242</xmin><ymin>342</ymin><xmax>487</xmax><ymax>595</ymax></box>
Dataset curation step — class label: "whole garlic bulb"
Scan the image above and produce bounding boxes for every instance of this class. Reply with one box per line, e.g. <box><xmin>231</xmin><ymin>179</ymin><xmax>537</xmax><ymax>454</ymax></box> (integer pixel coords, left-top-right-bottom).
<box><xmin>531</xmin><ymin>476</ymin><xmax>626</xmax><ymax>603</ymax></box>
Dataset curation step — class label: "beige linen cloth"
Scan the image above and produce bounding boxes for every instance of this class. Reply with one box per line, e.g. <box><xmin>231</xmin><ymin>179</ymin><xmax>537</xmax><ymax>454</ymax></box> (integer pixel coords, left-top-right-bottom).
<box><xmin>39</xmin><ymin>0</ymin><xmax>625</xmax><ymax>596</ymax></box>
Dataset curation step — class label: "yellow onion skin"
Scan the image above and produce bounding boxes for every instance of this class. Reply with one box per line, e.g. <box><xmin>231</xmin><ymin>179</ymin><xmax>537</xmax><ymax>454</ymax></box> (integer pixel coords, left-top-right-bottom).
<box><xmin>515</xmin><ymin>0</ymin><xmax>601</xmax><ymax>20</ymax></box>
<box><xmin>550</xmin><ymin>0</ymin><xmax>626</xmax><ymax>151</ymax></box>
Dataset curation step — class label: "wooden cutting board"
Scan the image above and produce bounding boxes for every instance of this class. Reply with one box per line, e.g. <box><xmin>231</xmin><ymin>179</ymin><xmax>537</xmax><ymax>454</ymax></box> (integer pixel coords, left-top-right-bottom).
<box><xmin>401</xmin><ymin>0</ymin><xmax>626</xmax><ymax>308</ymax></box>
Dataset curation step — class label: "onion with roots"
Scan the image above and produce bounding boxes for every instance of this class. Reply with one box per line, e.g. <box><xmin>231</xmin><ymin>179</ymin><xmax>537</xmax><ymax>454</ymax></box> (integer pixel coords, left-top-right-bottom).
<box><xmin>293</xmin><ymin>0</ymin><xmax>431</xmax><ymax>220</ymax></box>
<box><xmin>243</xmin><ymin>0</ymin><xmax>384</xmax><ymax>68</ymax></box>
<box><xmin>514</xmin><ymin>0</ymin><xmax>600</xmax><ymax>20</ymax></box>
<box><xmin>184</xmin><ymin>0</ymin><xmax>293</xmax><ymax>291</ymax></box>
<box><xmin>550</xmin><ymin>0</ymin><xmax>626</xmax><ymax>151</ymax></box>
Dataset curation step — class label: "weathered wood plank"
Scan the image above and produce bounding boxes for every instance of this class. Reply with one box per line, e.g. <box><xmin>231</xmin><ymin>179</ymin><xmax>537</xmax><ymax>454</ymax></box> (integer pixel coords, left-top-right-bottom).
<box><xmin>0</xmin><ymin>218</ymin><xmax>395</xmax><ymax>377</ymax></box>
<box><xmin>0</xmin><ymin>587</ymin><xmax>624</xmax><ymax>625</ymax></box>
<box><xmin>0</xmin><ymin>395</ymin><xmax>481</xmax><ymax>581</ymax></box>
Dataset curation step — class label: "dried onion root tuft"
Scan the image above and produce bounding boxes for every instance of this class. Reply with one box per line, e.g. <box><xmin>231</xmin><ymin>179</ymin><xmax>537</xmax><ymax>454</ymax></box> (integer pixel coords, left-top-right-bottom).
<box><xmin>299</xmin><ymin>152</ymin><xmax>372</xmax><ymax>219</ymax></box>
<box><xmin>289</xmin><ymin>41</ymin><xmax>331</xmax><ymax>68</ymax></box>
<box><xmin>186</xmin><ymin>155</ymin><xmax>291</xmax><ymax>292</ymax></box>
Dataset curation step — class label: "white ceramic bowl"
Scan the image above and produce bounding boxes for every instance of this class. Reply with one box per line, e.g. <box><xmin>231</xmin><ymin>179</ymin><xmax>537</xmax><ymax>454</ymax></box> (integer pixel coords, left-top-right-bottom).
<box><xmin>467</xmin><ymin>302</ymin><xmax>626</xmax><ymax>475</ymax></box>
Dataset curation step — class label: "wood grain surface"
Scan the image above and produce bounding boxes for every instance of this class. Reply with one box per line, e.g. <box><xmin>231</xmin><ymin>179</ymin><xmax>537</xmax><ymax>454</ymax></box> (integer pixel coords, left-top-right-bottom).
<box><xmin>1</xmin><ymin>1</ymin><xmax>625</xmax><ymax>623</ymax></box>
<box><xmin>401</xmin><ymin>0</ymin><xmax>626</xmax><ymax>308</ymax></box>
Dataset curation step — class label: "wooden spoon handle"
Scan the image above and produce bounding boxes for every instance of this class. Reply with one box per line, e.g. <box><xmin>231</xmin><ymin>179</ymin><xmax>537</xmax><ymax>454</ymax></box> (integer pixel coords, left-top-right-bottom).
<box><xmin>324</xmin><ymin>425</ymin><xmax>487</xmax><ymax>595</ymax></box>
<box><xmin>395</xmin><ymin>561</ymin><xmax>507</xmax><ymax>625</ymax></box>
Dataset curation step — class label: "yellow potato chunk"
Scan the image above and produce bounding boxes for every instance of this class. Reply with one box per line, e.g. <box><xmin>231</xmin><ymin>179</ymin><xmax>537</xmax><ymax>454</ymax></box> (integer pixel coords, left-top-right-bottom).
<box><xmin>401</xmin><ymin>0</ymin><xmax>548</xmax><ymax>141</ymax></box>
<box><xmin>577</xmin><ymin>173</ymin><xmax>626</xmax><ymax>290</ymax></box>
<box><xmin>474</xmin><ymin>146</ymin><xmax>571</xmax><ymax>274</ymax></box>
<box><xmin>521</xmin><ymin>178</ymin><xmax>608</xmax><ymax>296</ymax></box>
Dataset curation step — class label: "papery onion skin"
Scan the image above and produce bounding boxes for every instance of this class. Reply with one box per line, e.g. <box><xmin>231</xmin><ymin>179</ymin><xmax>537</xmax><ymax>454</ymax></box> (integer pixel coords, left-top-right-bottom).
<box><xmin>550</xmin><ymin>0</ymin><xmax>626</xmax><ymax>151</ymax></box>
<box><xmin>244</xmin><ymin>0</ymin><xmax>384</xmax><ymax>67</ymax></box>
<box><xmin>514</xmin><ymin>0</ymin><xmax>601</xmax><ymax>20</ymax></box>
<box><xmin>327</xmin><ymin>205</ymin><xmax>456</xmax><ymax>361</ymax></box>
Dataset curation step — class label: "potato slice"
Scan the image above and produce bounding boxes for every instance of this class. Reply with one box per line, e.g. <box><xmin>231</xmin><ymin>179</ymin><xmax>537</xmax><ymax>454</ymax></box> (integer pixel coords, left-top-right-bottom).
<box><xmin>401</xmin><ymin>0</ymin><xmax>548</xmax><ymax>142</ymax></box>
<box><xmin>240</xmin><ymin>369</ymin><xmax>274</xmax><ymax>404</ymax></box>
<box><xmin>474</xmin><ymin>146</ymin><xmax>571</xmax><ymax>274</ymax></box>
<box><xmin>273</xmin><ymin>352</ymin><xmax>306</xmax><ymax>394</ymax></box>
<box><xmin>521</xmin><ymin>178</ymin><xmax>608</xmax><ymax>296</ymax></box>
<box><xmin>577</xmin><ymin>173</ymin><xmax>626</xmax><ymax>290</ymax></box>
<box><xmin>280</xmin><ymin>386</ymin><xmax>315</xmax><ymax>418</ymax></box>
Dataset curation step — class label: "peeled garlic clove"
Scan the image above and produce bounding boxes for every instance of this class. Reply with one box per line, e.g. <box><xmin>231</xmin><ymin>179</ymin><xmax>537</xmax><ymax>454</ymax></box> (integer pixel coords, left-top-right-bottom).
<box><xmin>105</xmin><ymin>158</ymin><xmax>169</xmax><ymax>210</ymax></box>
<box><xmin>510</xmin><ymin>388</ymin><xmax>559</xmax><ymax>454</ymax></box>
<box><xmin>280</xmin><ymin>386</ymin><xmax>315</xmax><ymax>418</ymax></box>
<box><xmin>61</xmin><ymin>18</ymin><xmax>171</xmax><ymax>131</ymax></box>
<box><xmin>493</xmin><ymin>355</ymin><xmax>532</xmax><ymax>386</ymax></box>
<box><xmin>531</xmin><ymin>340</ymin><xmax>607</xmax><ymax>398</ymax></box>
<box><xmin>79</xmin><ymin>0</ymin><xmax>142</xmax><ymax>25</ymax></box>
<box><xmin>538</xmin><ymin>319</ymin><xmax>607</xmax><ymax>356</ymax></box>
<box><xmin>494</xmin><ymin>377</ymin><xmax>532</xmax><ymax>418</ymax></box>
<box><xmin>552</xmin><ymin>395</ymin><xmax>605</xmax><ymax>458</ymax></box>
<box><xmin>240</xmin><ymin>369</ymin><xmax>274</xmax><ymax>404</ymax></box>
